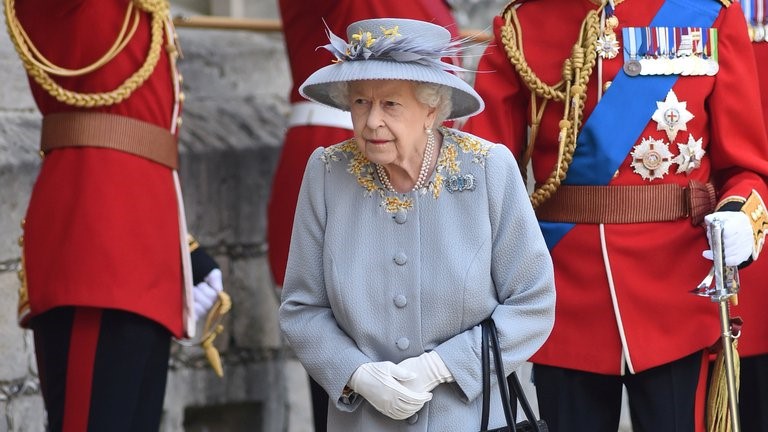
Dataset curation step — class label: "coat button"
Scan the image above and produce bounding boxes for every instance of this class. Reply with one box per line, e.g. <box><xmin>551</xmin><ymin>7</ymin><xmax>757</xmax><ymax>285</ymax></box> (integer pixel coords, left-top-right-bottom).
<box><xmin>396</xmin><ymin>337</ymin><xmax>410</xmax><ymax>350</ymax></box>
<box><xmin>393</xmin><ymin>252</ymin><xmax>408</xmax><ymax>266</ymax></box>
<box><xmin>394</xmin><ymin>210</ymin><xmax>407</xmax><ymax>224</ymax></box>
<box><xmin>393</xmin><ymin>295</ymin><xmax>407</xmax><ymax>308</ymax></box>
<box><xmin>407</xmin><ymin>413</ymin><xmax>419</xmax><ymax>424</ymax></box>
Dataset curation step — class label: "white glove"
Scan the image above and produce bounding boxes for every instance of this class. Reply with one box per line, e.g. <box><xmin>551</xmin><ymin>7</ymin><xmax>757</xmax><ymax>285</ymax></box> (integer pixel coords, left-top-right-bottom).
<box><xmin>397</xmin><ymin>351</ymin><xmax>454</xmax><ymax>393</ymax></box>
<box><xmin>348</xmin><ymin>361</ymin><xmax>433</xmax><ymax>420</ymax></box>
<box><xmin>703</xmin><ymin>212</ymin><xmax>753</xmax><ymax>266</ymax></box>
<box><xmin>193</xmin><ymin>268</ymin><xmax>224</xmax><ymax>318</ymax></box>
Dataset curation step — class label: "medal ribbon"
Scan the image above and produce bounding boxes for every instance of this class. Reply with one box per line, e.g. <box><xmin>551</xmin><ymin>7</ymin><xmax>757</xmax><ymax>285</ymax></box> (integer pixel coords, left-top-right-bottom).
<box><xmin>659</xmin><ymin>27</ymin><xmax>669</xmax><ymax>58</ymax></box>
<box><xmin>540</xmin><ymin>0</ymin><xmax>723</xmax><ymax>250</ymax></box>
<box><xmin>743</xmin><ymin>0</ymin><xmax>753</xmax><ymax>26</ymax></box>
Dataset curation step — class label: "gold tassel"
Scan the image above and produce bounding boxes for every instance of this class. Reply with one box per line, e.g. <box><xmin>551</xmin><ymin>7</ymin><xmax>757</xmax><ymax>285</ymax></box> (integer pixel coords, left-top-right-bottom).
<box><xmin>707</xmin><ymin>340</ymin><xmax>740</xmax><ymax>432</ymax></box>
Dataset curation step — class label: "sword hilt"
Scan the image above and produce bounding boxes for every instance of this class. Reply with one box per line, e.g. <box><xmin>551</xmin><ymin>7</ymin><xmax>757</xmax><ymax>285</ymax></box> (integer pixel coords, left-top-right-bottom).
<box><xmin>709</xmin><ymin>217</ymin><xmax>740</xmax><ymax>303</ymax></box>
<box><xmin>708</xmin><ymin>217</ymin><xmax>742</xmax><ymax>431</ymax></box>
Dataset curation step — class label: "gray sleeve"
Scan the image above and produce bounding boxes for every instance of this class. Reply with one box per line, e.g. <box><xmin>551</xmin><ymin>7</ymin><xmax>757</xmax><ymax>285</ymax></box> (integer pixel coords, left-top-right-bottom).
<box><xmin>278</xmin><ymin>147</ymin><xmax>370</xmax><ymax>412</ymax></box>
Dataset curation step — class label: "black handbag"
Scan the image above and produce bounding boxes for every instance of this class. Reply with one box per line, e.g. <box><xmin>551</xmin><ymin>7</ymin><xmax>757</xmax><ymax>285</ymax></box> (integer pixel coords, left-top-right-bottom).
<box><xmin>480</xmin><ymin>319</ymin><xmax>549</xmax><ymax>432</ymax></box>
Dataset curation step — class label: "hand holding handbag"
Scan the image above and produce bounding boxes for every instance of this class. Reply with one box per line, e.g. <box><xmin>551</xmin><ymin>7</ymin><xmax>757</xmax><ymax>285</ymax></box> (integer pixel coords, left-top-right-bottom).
<box><xmin>480</xmin><ymin>319</ymin><xmax>548</xmax><ymax>432</ymax></box>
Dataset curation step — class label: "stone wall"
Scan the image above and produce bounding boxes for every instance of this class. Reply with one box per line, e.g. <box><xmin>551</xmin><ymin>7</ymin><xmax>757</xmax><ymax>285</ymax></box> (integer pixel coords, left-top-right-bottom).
<box><xmin>0</xmin><ymin>3</ymin><xmax>301</xmax><ymax>430</ymax></box>
<box><xmin>0</xmin><ymin>13</ymin><xmax>48</xmax><ymax>430</ymax></box>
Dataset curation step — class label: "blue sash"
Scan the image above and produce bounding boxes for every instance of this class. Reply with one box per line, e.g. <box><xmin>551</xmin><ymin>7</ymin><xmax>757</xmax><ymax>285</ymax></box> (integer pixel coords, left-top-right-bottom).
<box><xmin>540</xmin><ymin>0</ymin><xmax>722</xmax><ymax>250</ymax></box>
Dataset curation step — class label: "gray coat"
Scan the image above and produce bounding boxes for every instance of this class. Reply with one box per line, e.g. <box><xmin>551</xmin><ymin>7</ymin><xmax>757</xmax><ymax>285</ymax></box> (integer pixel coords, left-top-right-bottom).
<box><xmin>279</xmin><ymin>128</ymin><xmax>555</xmax><ymax>432</ymax></box>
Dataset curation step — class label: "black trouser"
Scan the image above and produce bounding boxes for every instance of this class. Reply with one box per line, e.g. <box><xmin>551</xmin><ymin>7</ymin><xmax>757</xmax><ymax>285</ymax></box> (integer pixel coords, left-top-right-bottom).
<box><xmin>32</xmin><ymin>307</ymin><xmax>172</xmax><ymax>432</ymax></box>
<box><xmin>310</xmin><ymin>376</ymin><xmax>328</xmax><ymax>432</ymax></box>
<box><xmin>534</xmin><ymin>351</ymin><xmax>706</xmax><ymax>432</ymax></box>
<box><xmin>739</xmin><ymin>354</ymin><xmax>768</xmax><ymax>432</ymax></box>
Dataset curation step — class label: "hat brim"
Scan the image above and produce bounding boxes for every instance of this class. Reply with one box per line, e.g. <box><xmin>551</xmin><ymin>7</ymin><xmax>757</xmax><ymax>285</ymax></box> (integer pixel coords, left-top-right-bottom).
<box><xmin>299</xmin><ymin>60</ymin><xmax>485</xmax><ymax>120</ymax></box>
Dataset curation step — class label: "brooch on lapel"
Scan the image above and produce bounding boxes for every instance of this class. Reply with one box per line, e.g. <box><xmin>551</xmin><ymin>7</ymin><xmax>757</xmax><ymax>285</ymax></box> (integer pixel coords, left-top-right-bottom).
<box><xmin>445</xmin><ymin>174</ymin><xmax>476</xmax><ymax>193</ymax></box>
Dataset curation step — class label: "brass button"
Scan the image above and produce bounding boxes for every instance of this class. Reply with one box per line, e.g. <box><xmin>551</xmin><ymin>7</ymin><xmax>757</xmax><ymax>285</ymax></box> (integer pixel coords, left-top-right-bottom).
<box><xmin>603</xmin><ymin>81</ymin><xmax>613</xmax><ymax>92</ymax></box>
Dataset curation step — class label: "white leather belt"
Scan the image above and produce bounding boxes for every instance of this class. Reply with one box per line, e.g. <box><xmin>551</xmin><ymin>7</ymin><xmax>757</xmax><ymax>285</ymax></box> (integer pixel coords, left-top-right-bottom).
<box><xmin>288</xmin><ymin>101</ymin><xmax>353</xmax><ymax>130</ymax></box>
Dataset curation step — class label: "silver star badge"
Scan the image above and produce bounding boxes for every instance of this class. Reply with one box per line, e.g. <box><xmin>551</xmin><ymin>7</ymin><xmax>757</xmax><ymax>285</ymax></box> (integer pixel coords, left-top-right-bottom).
<box><xmin>674</xmin><ymin>134</ymin><xmax>705</xmax><ymax>175</ymax></box>
<box><xmin>596</xmin><ymin>34</ymin><xmax>620</xmax><ymax>59</ymax></box>
<box><xmin>651</xmin><ymin>90</ymin><xmax>694</xmax><ymax>142</ymax></box>
<box><xmin>631</xmin><ymin>137</ymin><xmax>674</xmax><ymax>181</ymax></box>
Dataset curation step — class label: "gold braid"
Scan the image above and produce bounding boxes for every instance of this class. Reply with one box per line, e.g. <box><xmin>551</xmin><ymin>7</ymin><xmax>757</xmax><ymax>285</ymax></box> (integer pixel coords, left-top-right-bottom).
<box><xmin>4</xmin><ymin>0</ymin><xmax>170</xmax><ymax>108</ymax></box>
<box><xmin>500</xmin><ymin>2</ymin><xmax>603</xmax><ymax>208</ymax></box>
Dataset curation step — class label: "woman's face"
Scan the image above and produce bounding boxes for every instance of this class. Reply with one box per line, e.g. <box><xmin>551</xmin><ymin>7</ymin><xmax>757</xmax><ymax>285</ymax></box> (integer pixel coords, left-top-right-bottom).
<box><xmin>348</xmin><ymin>80</ymin><xmax>436</xmax><ymax>167</ymax></box>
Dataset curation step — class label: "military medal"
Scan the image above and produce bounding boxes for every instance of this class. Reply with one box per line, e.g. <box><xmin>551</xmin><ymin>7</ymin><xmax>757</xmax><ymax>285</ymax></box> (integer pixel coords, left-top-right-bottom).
<box><xmin>622</xmin><ymin>27</ymin><xmax>642</xmax><ymax>76</ymax></box>
<box><xmin>674</xmin><ymin>134</ymin><xmax>705</xmax><ymax>175</ymax></box>
<box><xmin>624</xmin><ymin>60</ymin><xmax>643</xmax><ymax>76</ymax></box>
<box><xmin>631</xmin><ymin>137</ymin><xmax>674</xmax><ymax>181</ymax></box>
<box><xmin>642</xmin><ymin>27</ymin><xmax>661</xmax><ymax>76</ymax></box>
<box><xmin>656</xmin><ymin>27</ymin><xmax>674</xmax><ymax>75</ymax></box>
<box><xmin>597</xmin><ymin>34</ymin><xmax>620</xmax><ymax>59</ymax></box>
<box><xmin>652</xmin><ymin>90</ymin><xmax>694</xmax><ymax>142</ymax></box>
<box><xmin>624</xmin><ymin>60</ymin><xmax>642</xmax><ymax>76</ymax></box>
<box><xmin>623</xmin><ymin>26</ymin><xmax>718</xmax><ymax>76</ymax></box>
<box><xmin>742</xmin><ymin>0</ymin><xmax>768</xmax><ymax>43</ymax></box>
<box><xmin>596</xmin><ymin>3</ymin><xmax>620</xmax><ymax>59</ymax></box>
<box><xmin>756</xmin><ymin>24</ymin><xmax>766</xmax><ymax>42</ymax></box>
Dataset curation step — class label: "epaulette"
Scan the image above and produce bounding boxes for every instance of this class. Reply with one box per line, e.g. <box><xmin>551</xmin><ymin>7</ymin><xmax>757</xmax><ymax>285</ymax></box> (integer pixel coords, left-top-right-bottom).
<box><xmin>719</xmin><ymin>0</ymin><xmax>731</xmax><ymax>7</ymax></box>
<box><xmin>502</xmin><ymin>0</ymin><xmax>535</xmax><ymax>16</ymax></box>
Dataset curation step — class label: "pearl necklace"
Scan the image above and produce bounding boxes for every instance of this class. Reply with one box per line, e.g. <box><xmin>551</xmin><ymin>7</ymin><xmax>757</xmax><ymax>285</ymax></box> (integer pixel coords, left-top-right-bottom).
<box><xmin>377</xmin><ymin>129</ymin><xmax>436</xmax><ymax>193</ymax></box>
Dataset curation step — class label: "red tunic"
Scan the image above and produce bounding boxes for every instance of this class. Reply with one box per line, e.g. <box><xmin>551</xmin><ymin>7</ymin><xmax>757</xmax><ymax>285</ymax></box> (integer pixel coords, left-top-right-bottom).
<box><xmin>17</xmin><ymin>0</ymin><xmax>184</xmax><ymax>338</ymax></box>
<box><xmin>268</xmin><ymin>0</ymin><xmax>458</xmax><ymax>286</ymax></box>
<box><xmin>464</xmin><ymin>0</ymin><xmax>768</xmax><ymax>374</ymax></box>
<box><xmin>731</xmin><ymin>41</ymin><xmax>768</xmax><ymax>358</ymax></box>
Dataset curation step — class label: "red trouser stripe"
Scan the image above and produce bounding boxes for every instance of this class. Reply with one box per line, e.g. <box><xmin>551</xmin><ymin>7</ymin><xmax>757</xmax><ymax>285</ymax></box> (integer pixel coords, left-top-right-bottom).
<box><xmin>62</xmin><ymin>308</ymin><xmax>101</xmax><ymax>432</ymax></box>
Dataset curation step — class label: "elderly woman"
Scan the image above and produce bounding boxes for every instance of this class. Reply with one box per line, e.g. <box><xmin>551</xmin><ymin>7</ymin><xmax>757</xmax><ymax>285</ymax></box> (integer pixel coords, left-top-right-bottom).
<box><xmin>278</xmin><ymin>18</ymin><xmax>556</xmax><ymax>431</ymax></box>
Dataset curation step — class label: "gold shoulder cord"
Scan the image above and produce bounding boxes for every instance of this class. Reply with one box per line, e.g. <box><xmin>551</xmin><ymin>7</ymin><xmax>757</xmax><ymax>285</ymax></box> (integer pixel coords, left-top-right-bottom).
<box><xmin>4</xmin><ymin>0</ymin><xmax>170</xmax><ymax>108</ymax></box>
<box><xmin>500</xmin><ymin>2</ymin><xmax>603</xmax><ymax>208</ymax></box>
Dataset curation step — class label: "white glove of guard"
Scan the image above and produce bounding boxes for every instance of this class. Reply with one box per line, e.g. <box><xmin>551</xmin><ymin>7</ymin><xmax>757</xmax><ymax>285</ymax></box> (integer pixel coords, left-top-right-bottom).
<box><xmin>348</xmin><ymin>361</ymin><xmax>433</xmax><ymax>420</ymax></box>
<box><xmin>703</xmin><ymin>212</ymin><xmax>753</xmax><ymax>266</ymax></box>
<box><xmin>397</xmin><ymin>351</ymin><xmax>455</xmax><ymax>393</ymax></box>
<box><xmin>193</xmin><ymin>268</ymin><xmax>223</xmax><ymax>318</ymax></box>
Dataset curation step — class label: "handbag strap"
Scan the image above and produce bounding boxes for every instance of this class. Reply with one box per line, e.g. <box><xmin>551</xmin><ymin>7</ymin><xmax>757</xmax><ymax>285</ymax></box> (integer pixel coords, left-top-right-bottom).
<box><xmin>481</xmin><ymin>320</ymin><xmax>491</xmax><ymax>431</ymax></box>
<box><xmin>507</xmin><ymin>372</ymin><xmax>543</xmax><ymax>431</ymax></box>
<box><xmin>480</xmin><ymin>319</ymin><xmax>517</xmax><ymax>431</ymax></box>
<box><xmin>481</xmin><ymin>318</ymin><xmax>546</xmax><ymax>432</ymax></box>
<box><xmin>488</xmin><ymin>319</ymin><xmax>519</xmax><ymax>429</ymax></box>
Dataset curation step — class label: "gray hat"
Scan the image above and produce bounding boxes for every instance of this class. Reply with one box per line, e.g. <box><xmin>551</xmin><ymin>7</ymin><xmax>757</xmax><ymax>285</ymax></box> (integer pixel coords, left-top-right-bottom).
<box><xmin>299</xmin><ymin>18</ymin><xmax>484</xmax><ymax>120</ymax></box>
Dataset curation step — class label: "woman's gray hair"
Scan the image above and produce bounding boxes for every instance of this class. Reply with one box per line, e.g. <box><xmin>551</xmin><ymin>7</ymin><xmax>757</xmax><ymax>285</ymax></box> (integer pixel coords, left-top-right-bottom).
<box><xmin>328</xmin><ymin>81</ymin><xmax>453</xmax><ymax>126</ymax></box>
<box><xmin>414</xmin><ymin>83</ymin><xmax>453</xmax><ymax>126</ymax></box>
